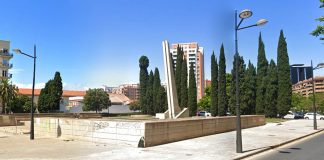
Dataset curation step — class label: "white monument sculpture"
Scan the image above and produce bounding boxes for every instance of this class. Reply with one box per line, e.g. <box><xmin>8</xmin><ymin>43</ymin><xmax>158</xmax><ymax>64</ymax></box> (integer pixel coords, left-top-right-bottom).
<box><xmin>156</xmin><ymin>40</ymin><xmax>189</xmax><ymax>119</ymax></box>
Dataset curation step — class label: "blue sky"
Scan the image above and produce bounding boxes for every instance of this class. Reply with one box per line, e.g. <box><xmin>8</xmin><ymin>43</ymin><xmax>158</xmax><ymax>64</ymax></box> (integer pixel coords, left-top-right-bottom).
<box><xmin>2</xmin><ymin>0</ymin><xmax>323</xmax><ymax>90</ymax></box>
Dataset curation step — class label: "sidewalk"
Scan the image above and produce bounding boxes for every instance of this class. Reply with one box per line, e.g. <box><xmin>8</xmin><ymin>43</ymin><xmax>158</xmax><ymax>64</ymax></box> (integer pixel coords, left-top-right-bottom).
<box><xmin>0</xmin><ymin>119</ymin><xmax>323</xmax><ymax>160</ymax></box>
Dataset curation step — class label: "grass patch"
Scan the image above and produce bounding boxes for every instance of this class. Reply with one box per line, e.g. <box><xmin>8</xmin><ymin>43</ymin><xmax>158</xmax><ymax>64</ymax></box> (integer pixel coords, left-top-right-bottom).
<box><xmin>266</xmin><ymin>118</ymin><xmax>288</xmax><ymax>123</ymax></box>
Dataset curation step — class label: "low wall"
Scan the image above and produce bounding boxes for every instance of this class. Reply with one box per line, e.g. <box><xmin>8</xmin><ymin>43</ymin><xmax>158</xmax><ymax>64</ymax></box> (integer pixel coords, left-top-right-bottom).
<box><xmin>33</xmin><ymin>115</ymin><xmax>265</xmax><ymax>147</ymax></box>
<box><xmin>143</xmin><ymin>115</ymin><xmax>265</xmax><ymax>147</ymax></box>
<box><xmin>0</xmin><ymin>115</ymin><xmax>16</xmax><ymax>126</ymax></box>
<box><xmin>34</xmin><ymin>118</ymin><xmax>144</xmax><ymax>146</ymax></box>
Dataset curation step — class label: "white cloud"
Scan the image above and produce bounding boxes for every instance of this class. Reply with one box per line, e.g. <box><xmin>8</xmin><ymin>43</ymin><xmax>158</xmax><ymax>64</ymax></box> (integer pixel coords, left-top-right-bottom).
<box><xmin>14</xmin><ymin>82</ymin><xmax>103</xmax><ymax>91</ymax></box>
<box><xmin>15</xmin><ymin>82</ymin><xmax>46</xmax><ymax>89</ymax></box>
<box><xmin>10</xmin><ymin>68</ymin><xmax>24</xmax><ymax>74</ymax></box>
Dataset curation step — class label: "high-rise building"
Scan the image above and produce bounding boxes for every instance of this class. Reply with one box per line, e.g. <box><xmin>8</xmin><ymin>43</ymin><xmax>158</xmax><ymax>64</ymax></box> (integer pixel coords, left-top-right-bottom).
<box><xmin>290</xmin><ymin>64</ymin><xmax>312</xmax><ymax>85</ymax></box>
<box><xmin>0</xmin><ymin>40</ymin><xmax>13</xmax><ymax>79</ymax></box>
<box><xmin>170</xmin><ymin>42</ymin><xmax>204</xmax><ymax>100</ymax></box>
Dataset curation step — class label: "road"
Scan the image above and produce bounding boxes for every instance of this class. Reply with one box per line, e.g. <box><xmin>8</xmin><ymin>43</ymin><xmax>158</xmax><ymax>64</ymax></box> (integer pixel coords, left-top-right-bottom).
<box><xmin>247</xmin><ymin>131</ymin><xmax>324</xmax><ymax>160</ymax></box>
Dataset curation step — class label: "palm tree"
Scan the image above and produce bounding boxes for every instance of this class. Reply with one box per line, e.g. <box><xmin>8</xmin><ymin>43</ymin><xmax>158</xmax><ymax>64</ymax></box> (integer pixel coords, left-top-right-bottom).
<box><xmin>0</xmin><ymin>79</ymin><xmax>10</xmax><ymax>114</ymax></box>
<box><xmin>0</xmin><ymin>79</ymin><xmax>18</xmax><ymax>114</ymax></box>
<box><xmin>8</xmin><ymin>83</ymin><xmax>18</xmax><ymax>113</ymax></box>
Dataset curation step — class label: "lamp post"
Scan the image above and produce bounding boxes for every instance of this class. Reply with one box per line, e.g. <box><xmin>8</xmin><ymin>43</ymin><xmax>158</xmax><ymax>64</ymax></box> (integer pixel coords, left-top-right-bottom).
<box><xmin>13</xmin><ymin>45</ymin><xmax>37</xmax><ymax>140</ymax></box>
<box><xmin>311</xmin><ymin>61</ymin><xmax>324</xmax><ymax>130</ymax></box>
<box><xmin>235</xmin><ymin>9</ymin><xmax>267</xmax><ymax>153</ymax></box>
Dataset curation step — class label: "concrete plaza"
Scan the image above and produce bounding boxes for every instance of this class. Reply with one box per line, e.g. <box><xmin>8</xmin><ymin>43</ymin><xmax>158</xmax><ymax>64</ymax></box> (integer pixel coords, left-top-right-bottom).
<box><xmin>0</xmin><ymin>119</ymin><xmax>323</xmax><ymax>160</ymax></box>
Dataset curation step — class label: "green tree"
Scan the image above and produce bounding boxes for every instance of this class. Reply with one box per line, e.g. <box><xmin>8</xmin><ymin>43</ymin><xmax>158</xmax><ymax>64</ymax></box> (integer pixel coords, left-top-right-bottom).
<box><xmin>198</xmin><ymin>86</ymin><xmax>211</xmax><ymax>112</ymax></box>
<box><xmin>291</xmin><ymin>93</ymin><xmax>306</xmax><ymax>112</ymax></box>
<box><xmin>160</xmin><ymin>86</ymin><xmax>168</xmax><ymax>113</ymax></box>
<box><xmin>175</xmin><ymin>46</ymin><xmax>184</xmax><ymax>105</ymax></box>
<box><xmin>52</xmin><ymin>72</ymin><xmax>63</xmax><ymax>110</ymax></box>
<box><xmin>210</xmin><ymin>51</ymin><xmax>218</xmax><ymax>116</ymax></box>
<box><xmin>38</xmin><ymin>80</ymin><xmax>53</xmax><ymax>112</ymax></box>
<box><xmin>83</xmin><ymin>88</ymin><xmax>111</xmax><ymax>113</ymax></box>
<box><xmin>229</xmin><ymin>55</ymin><xmax>245</xmax><ymax>115</ymax></box>
<box><xmin>146</xmin><ymin>71</ymin><xmax>154</xmax><ymax>115</ymax></box>
<box><xmin>139</xmin><ymin>56</ymin><xmax>149</xmax><ymax>114</ymax></box>
<box><xmin>277</xmin><ymin>30</ymin><xmax>292</xmax><ymax>117</ymax></box>
<box><xmin>0</xmin><ymin>80</ymin><xmax>19</xmax><ymax>114</ymax></box>
<box><xmin>9</xmin><ymin>95</ymin><xmax>34</xmax><ymax>113</ymax></box>
<box><xmin>0</xmin><ymin>79</ymin><xmax>11</xmax><ymax>114</ymax></box>
<box><xmin>153</xmin><ymin>68</ymin><xmax>162</xmax><ymax>113</ymax></box>
<box><xmin>256</xmin><ymin>33</ymin><xmax>268</xmax><ymax>114</ymax></box>
<box><xmin>129</xmin><ymin>101</ymin><xmax>140</xmax><ymax>111</ymax></box>
<box><xmin>8</xmin><ymin>84</ymin><xmax>19</xmax><ymax>113</ymax></box>
<box><xmin>264</xmin><ymin>60</ymin><xmax>278</xmax><ymax>117</ymax></box>
<box><xmin>311</xmin><ymin>0</ymin><xmax>324</xmax><ymax>41</ymax></box>
<box><xmin>188</xmin><ymin>62</ymin><xmax>197</xmax><ymax>116</ymax></box>
<box><xmin>241</xmin><ymin>61</ymin><xmax>257</xmax><ymax>115</ymax></box>
<box><xmin>218</xmin><ymin>44</ymin><xmax>227</xmax><ymax>116</ymax></box>
<box><xmin>226</xmin><ymin>73</ymin><xmax>232</xmax><ymax>102</ymax></box>
<box><xmin>38</xmin><ymin>72</ymin><xmax>63</xmax><ymax>112</ymax></box>
<box><xmin>313</xmin><ymin>93</ymin><xmax>324</xmax><ymax>114</ymax></box>
<box><xmin>180</xmin><ymin>59</ymin><xmax>188</xmax><ymax>109</ymax></box>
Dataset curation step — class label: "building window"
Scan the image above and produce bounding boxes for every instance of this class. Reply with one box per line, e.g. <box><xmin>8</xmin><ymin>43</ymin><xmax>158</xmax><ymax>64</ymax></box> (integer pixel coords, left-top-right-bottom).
<box><xmin>2</xmin><ymin>70</ymin><xmax>7</xmax><ymax>77</ymax></box>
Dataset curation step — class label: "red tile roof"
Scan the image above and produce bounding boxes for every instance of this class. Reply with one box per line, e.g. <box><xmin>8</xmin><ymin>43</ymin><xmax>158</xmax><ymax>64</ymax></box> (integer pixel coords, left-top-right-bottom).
<box><xmin>18</xmin><ymin>88</ymin><xmax>86</xmax><ymax>97</ymax></box>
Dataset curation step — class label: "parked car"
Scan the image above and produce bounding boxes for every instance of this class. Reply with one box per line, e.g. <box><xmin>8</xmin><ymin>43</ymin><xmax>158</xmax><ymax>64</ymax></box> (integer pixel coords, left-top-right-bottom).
<box><xmin>283</xmin><ymin>111</ymin><xmax>304</xmax><ymax>119</ymax></box>
<box><xmin>304</xmin><ymin>112</ymin><xmax>324</xmax><ymax>120</ymax></box>
<box><xmin>197</xmin><ymin>111</ymin><xmax>212</xmax><ymax>117</ymax></box>
<box><xmin>283</xmin><ymin>111</ymin><xmax>295</xmax><ymax>119</ymax></box>
<box><xmin>295</xmin><ymin>112</ymin><xmax>305</xmax><ymax>119</ymax></box>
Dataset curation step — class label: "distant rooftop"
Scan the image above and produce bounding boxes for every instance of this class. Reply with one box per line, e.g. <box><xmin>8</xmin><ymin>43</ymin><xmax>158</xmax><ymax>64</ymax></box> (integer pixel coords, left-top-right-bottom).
<box><xmin>19</xmin><ymin>88</ymin><xmax>86</xmax><ymax>97</ymax></box>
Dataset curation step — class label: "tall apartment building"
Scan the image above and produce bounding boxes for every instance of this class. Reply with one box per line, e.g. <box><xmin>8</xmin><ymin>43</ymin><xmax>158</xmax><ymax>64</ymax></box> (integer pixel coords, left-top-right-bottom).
<box><xmin>290</xmin><ymin>64</ymin><xmax>313</xmax><ymax>85</ymax></box>
<box><xmin>170</xmin><ymin>42</ymin><xmax>204</xmax><ymax>100</ymax></box>
<box><xmin>0</xmin><ymin>40</ymin><xmax>13</xmax><ymax>79</ymax></box>
<box><xmin>292</xmin><ymin>76</ymin><xmax>324</xmax><ymax>96</ymax></box>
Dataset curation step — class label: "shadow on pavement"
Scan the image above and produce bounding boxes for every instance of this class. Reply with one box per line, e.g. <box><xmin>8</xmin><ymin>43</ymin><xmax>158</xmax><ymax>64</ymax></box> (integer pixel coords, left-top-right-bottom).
<box><xmin>278</xmin><ymin>150</ymin><xmax>291</xmax><ymax>154</ymax></box>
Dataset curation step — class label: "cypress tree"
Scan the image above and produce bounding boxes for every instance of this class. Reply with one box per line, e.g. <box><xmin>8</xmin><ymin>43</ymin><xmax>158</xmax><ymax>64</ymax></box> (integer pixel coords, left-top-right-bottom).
<box><xmin>180</xmin><ymin>59</ymin><xmax>188</xmax><ymax>109</ymax></box>
<box><xmin>218</xmin><ymin>44</ymin><xmax>227</xmax><ymax>116</ymax></box>
<box><xmin>38</xmin><ymin>72</ymin><xmax>63</xmax><ymax>112</ymax></box>
<box><xmin>256</xmin><ymin>33</ymin><xmax>268</xmax><ymax>114</ymax></box>
<box><xmin>53</xmin><ymin>72</ymin><xmax>63</xmax><ymax>110</ymax></box>
<box><xmin>277</xmin><ymin>30</ymin><xmax>292</xmax><ymax>117</ymax></box>
<box><xmin>229</xmin><ymin>55</ymin><xmax>245</xmax><ymax>114</ymax></box>
<box><xmin>146</xmin><ymin>71</ymin><xmax>154</xmax><ymax>115</ymax></box>
<box><xmin>153</xmin><ymin>68</ymin><xmax>162</xmax><ymax>114</ymax></box>
<box><xmin>139</xmin><ymin>56</ymin><xmax>149</xmax><ymax>114</ymax></box>
<box><xmin>265</xmin><ymin>60</ymin><xmax>278</xmax><ymax>117</ymax></box>
<box><xmin>160</xmin><ymin>87</ymin><xmax>168</xmax><ymax>113</ymax></box>
<box><xmin>242</xmin><ymin>61</ymin><xmax>257</xmax><ymax>115</ymax></box>
<box><xmin>175</xmin><ymin>46</ymin><xmax>184</xmax><ymax>105</ymax></box>
<box><xmin>210</xmin><ymin>51</ymin><xmax>218</xmax><ymax>116</ymax></box>
<box><xmin>188</xmin><ymin>62</ymin><xmax>197</xmax><ymax>116</ymax></box>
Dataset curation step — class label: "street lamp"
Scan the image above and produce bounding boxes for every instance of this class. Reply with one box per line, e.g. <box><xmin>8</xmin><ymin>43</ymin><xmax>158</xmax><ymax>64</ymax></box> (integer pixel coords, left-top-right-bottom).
<box><xmin>311</xmin><ymin>61</ymin><xmax>324</xmax><ymax>130</ymax></box>
<box><xmin>13</xmin><ymin>45</ymin><xmax>37</xmax><ymax>140</ymax></box>
<box><xmin>235</xmin><ymin>10</ymin><xmax>267</xmax><ymax>153</ymax></box>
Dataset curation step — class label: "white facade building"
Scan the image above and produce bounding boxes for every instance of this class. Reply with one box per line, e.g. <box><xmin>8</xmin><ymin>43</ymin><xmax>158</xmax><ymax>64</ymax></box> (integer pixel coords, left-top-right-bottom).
<box><xmin>170</xmin><ymin>42</ymin><xmax>205</xmax><ymax>100</ymax></box>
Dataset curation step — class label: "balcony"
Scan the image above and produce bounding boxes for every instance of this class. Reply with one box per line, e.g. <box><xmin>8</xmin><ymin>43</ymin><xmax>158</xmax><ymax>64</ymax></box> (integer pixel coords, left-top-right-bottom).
<box><xmin>0</xmin><ymin>73</ymin><xmax>12</xmax><ymax>79</ymax></box>
<box><xmin>0</xmin><ymin>63</ymin><xmax>13</xmax><ymax>69</ymax></box>
<box><xmin>0</xmin><ymin>49</ymin><xmax>13</xmax><ymax>58</ymax></box>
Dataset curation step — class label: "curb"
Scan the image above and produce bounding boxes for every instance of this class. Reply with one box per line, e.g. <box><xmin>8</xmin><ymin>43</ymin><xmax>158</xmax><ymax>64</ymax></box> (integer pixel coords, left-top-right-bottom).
<box><xmin>234</xmin><ymin>129</ymin><xmax>324</xmax><ymax>160</ymax></box>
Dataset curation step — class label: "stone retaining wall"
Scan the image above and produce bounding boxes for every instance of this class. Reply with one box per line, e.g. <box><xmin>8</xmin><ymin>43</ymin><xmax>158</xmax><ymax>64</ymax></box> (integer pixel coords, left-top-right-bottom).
<box><xmin>33</xmin><ymin>115</ymin><xmax>265</xmax><ymax>147</ymax></box>
<box><xmin>143</xmin><ymin>115</ymin><xmax>265</xmax><ymax>147</ymax></box>
<box><xmin>0</xmin><ymin>115</ymin><xmax>16</xmax><ymax>126</ymax></box>
<box><xmin>34</xmin><ymin>118</ymin><xmax>144</xmax><ymax>146</ymax></box>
